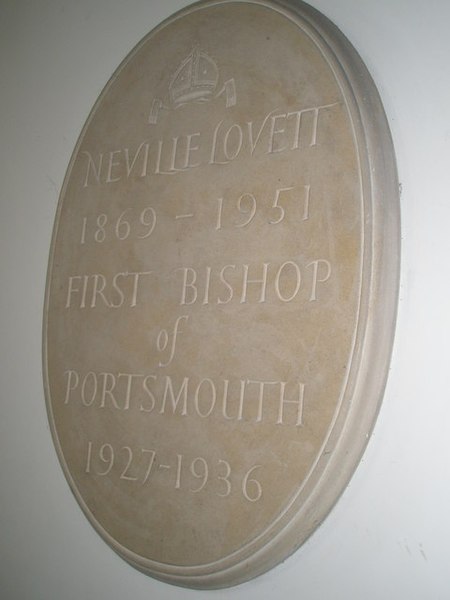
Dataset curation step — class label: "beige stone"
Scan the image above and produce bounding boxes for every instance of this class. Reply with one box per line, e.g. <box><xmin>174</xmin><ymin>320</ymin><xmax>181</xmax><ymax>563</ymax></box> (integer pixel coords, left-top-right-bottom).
<box><xmin>43</xmin><ymin>0</ymin><xmax>400</xmax><ymax>588</ymax></box>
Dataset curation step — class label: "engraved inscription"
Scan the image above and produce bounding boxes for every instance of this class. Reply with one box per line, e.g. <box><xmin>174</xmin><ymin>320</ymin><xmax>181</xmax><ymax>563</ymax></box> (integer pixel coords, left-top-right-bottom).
<box><xmin>81</xmin><ymin>102</ymin><xmax>339</xmax><ymax>186</ymax></box>
<box><xmin>177</xmin><ymin>259</ymin><xmax>332</xmax><ymax>305</ymax></box>
<box><xmin>84</xmin><ymin>440</ymin><xmax>262</xmax><ymax>501</ymax></box>
<box><xmin>78</xmin><ymin>184</ymin><xmax>311</xmax><ymax>247</ymax></box>
<box><xmin>65</xmin><ymin>271</ymin><xmax>153</xmax><ymax>309</ymax></box>
<box><xmin>43</xmin><ymin>0</ymin><xmax>399</xmax><ymax>588</ymax></box>
<box><xmin>63</xmin><ymin>370</ymin><xmax>306</xmax><ymax>426</ymax></box>
<box><xmin>80</xmin><ymin>207</ymin><xmax>157</xmax><ymax>244</ymax></box>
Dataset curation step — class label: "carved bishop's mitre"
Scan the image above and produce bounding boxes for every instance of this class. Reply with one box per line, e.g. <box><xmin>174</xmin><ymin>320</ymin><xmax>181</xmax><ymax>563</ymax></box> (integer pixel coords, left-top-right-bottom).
<box><xmin>169</xmin><ymin>48</ymin><xmax>219</xmax><ymax>107</ymax></box>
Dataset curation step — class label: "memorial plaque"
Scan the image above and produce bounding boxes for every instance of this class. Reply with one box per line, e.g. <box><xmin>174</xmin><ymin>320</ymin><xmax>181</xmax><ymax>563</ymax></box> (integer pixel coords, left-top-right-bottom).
<box><xmin>43</xmin><ymin>0</ymin><xmax>400</xmax><ymax>589</ymax></box>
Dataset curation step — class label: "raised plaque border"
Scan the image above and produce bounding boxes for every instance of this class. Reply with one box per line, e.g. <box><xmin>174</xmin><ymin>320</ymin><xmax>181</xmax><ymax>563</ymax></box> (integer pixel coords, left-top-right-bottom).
<box><xmin>43</xmin><ymin>0</ymin><xmax>400</xmax><ymax>589</ymax></box>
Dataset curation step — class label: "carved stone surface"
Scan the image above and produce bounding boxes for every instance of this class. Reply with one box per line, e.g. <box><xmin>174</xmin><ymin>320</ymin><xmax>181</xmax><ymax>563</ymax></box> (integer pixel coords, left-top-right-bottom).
<box><xmin>43</xmin><ymin>0</ymin><xmax>400</xmax><ymax>589</ymax></box>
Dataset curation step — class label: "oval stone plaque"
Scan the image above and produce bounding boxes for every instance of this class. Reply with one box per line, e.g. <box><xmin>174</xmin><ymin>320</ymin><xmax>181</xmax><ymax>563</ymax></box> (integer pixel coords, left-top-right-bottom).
<box><xmin>43</xmin><ymin>0</ymin><xmax>400</xmax><ymax>589</ymax></box>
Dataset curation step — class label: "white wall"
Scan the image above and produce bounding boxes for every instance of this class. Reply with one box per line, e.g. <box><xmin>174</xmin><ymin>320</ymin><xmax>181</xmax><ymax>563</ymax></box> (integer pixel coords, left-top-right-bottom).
<box><xmin>2</xmin><ymin>0</ymin><xmax>450</xmax><ymax>598</ymax></box>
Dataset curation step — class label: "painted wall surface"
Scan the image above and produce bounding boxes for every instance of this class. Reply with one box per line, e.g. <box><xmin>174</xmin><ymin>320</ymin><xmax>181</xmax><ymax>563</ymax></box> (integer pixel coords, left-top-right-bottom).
<box><xmin>1</xmin><ymin>1</ymin><xmax>449</xmax><ymax>598</ymax></box>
